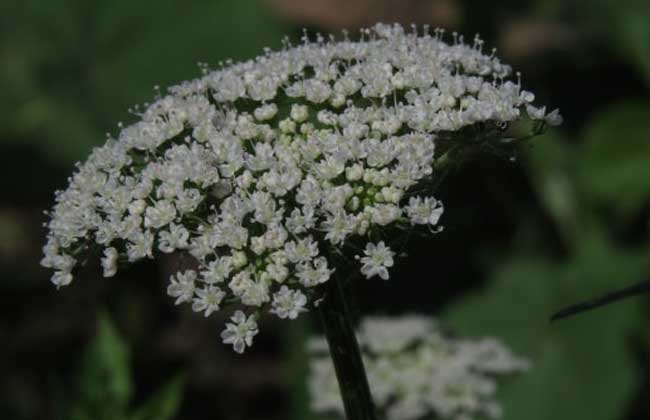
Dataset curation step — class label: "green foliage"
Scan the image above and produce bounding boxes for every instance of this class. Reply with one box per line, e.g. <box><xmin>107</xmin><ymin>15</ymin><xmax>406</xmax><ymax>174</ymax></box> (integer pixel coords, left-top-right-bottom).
<box><xmin>129</xmin><ymin>374</ymin><xmax>187</xmax><ymax>420</ymax></box>
<box><xmin>447</xmin><ymin>100</ymin><xmax>650</xmax><ymax>420</ymax></box>
<box><xmin>74</xmin><ymin>312</ymin><xmax>133</xmax><ymax>419</ymax></box>
<box><xmin>525</xmin><ymin>131</ymin><xmax>581</xmax><ymax>243</ymax></box>
<box><xmin>55</xmin><ymin>312</ymin><xmax>186</xmax><ymax>420</ymax></box>
<box><xmin>0</xmin><ymin>0</ymin><xmax>288</xmax><ymax>164</ymax></box>
<box><xmin>615</xmin><ymin>7</ymin><xmax>650</xmax><ymax>86</ymax></box>
<box><xmin>579</xmin><ymin>102</ymin><xmax>650</xmax><ymax>221</ymax></box>
<box><xmin>527</xmin><ymin>101</ymin><xmax>650</xmax><ymax>239</ymax></box>
<box><xmin>447</xmin><ymin>238</ymin><xmax>649</xmax><ymax>420</ymax></box>
<box><xmin>584</xmin><ymin>0</ymin><xmax>650</xmax><ymax>85</ymax></box>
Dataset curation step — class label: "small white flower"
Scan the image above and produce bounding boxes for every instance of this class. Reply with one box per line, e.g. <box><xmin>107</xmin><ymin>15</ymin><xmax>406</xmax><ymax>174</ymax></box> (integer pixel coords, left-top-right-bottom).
<box><xmin>405</xmin><ymin>196</ymin><xmax>444</xmax><ymax>226</ymax></box>
<box><xmin>345</xmin><ymin>163</ymin><xmax>365</xmax><ymax>181</ymax></box>
<box><xmin>232</xmin><ymin>251</ymin><xmax>248</xmax><ymax>269</ymax></box>
<box><xmin>322</xmin><ymin>211</ymin><xmax>355</xmax><ymax>245</ymax></box>
<box><xmin>284</xmin><ymin>236</ymin><xmax>319</xmax><ymax>264</ymax></box>
<box><xmin>286</xmin><ymin>207</ymin><xmax>317</xmax><ymax>234</ymax></box>
<box><xmin>270</xmin><ymin>285</ymin><xmax>308</xmax><ymax>319</ymax></box>
<box><xmin>290</xmin><ymin>104</ymin><xmax>309</xmax><ymax>122</ymax></box>
<box><xmin>315</xmin><ymin>155</ymin><xmax>346</xmax><ymax>180</ymax></box>
<box><xmin>278</xmin><ymin>118</ymin><xmax>296</xmax><ymax>133</ymax></box>
<box><xmin>192</xmin><ymin>285</ymin><xmax>225</xmax><ymax>317</ymax></box>
<box><xmin>526</xmin><ymin>104</ymin><xmax>546</xmax><ymax>120</ymax></box>
<box><xmin>220</xmin><ymin>310</ymin><xmax>259</xmax><ymax>354</ymax></box>
<box><xmin>250</xmin><ymin>235</ymin><xmax>267</xmax><ymax>255</ymax></box>
<box><xmin>519</xmin><ymin>90</ymin><xmax>535</xmax><ymax>103</ymax></box>
<box><xmin>51</xmin><ymin>271</ymin><xmax>73</xmax><ymax>287</ymax></box>
<box><xmin>101</xmin><ymin>247</ymin><xmax>119</xmax><ymax>277</ymax></box>
<box><xmin>304</xmin><ymin>79</ymin><xmax>332</xmax><ymax>103</ymax></box>
<box><xmin>126</xmin><ymin>230</ymin><xmax>154</xmax><ymax>262</ymax></box>
<box><xmin>263</xmin><ymin>223</ymin><xmax>288</xmax><ymax>249</ymax></box>
<box><xmin>228</xmin><ymin>270</ymin><xmax>252</xmax><ymax>296</ymax></box>
<box><xmin>167</xmin><ymin>270</ymin><xmax>196</xmax><ymax>305</ymax></box>
<box><xmin>158</xmin><ymin>223</ymin><xmax>190</xmax><ymax>253</ymax></box>
<box><xmin>144</xmin><ymin>199</ymin><xmax>176</xmax><ymax>229</ymax></box>
<box><xmin>296</xmin><ymin>257</ymin><xmax>333</xmax><ymax>287</ymax></box>
<box><xmin>128</xmin><ymin>199</ymin><xmax>146</xmax><ymax>215</ymax></box>
<box><xmin>526</xmin><ymin>105</ymin><xmax>562</xmax><ymax>126</ymax></box>
<box><xmin>380</xmin><ymin>186</ymin><xmax>403</xmax><ymax>204</ymax></box>
<box><xmin>296</xmin><ymin>177</ymin><xmax>322</xmax><ymax>207</ymax></box>
<box><xmin>266</xmin><ymin>262</ymin><xmax>289</xmax><ymax>283</ymax></box>
<box><xmin>254</xmin><ymin>103</ymin><xmax>278</xmax><ymax>121</ymax></box>
<box><xmin>544</xmin><ymin>108</ymin><xmax>563</xmax><ymax>126</ymax></box>
<box><xmin>370</xmin><ymin>204</ymin><xmax>402</xmax><ymax>226</ymax></box>
<box><xmin>240</xmin><ymin>277</ymin><xmax>271</xmax><ymax>307</ymax></box>
<box><xmin>359</xmin><ymin>241</ymin><xmax>395</xmax><ymax>280</ymax></box>
<box><xmin>200</xmin><ymin>257</ymin><xmax>233</xmax><ymax>284</ymax></box>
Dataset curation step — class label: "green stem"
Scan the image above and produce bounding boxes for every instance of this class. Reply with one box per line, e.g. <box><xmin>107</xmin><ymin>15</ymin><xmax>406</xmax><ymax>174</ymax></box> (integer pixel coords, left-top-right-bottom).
<box><xmin>317</xmin><ymin>273</ymin><xmax>377</xmax><ymax>420</ymax></box>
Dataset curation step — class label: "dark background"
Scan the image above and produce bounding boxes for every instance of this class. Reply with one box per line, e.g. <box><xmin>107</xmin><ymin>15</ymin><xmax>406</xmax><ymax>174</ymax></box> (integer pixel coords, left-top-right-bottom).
<box><xmin>1</xmin><ymin>1</ymin><xmax>649</xmax><ymax>419</ymax></box>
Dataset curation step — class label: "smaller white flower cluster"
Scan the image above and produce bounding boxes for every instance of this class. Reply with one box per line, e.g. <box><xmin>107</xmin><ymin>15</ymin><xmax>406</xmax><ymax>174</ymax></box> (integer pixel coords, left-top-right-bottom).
<box><xmin>309</xmin><ymin>315</ymin><xmax>529</xmax><ymax>420</ymax></box>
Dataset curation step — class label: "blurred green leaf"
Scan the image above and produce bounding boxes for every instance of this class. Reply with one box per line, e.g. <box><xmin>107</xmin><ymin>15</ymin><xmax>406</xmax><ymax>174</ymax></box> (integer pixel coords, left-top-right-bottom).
<box><xmin>525</xmin><ymin>132</ymin><xmax>581</xmax><ymax>243</ymax></box>
<box><xmin>0</xmin><ymin>0</ymin><xmax>288</xmax><ymax>165</ymax></box>
<box><xmin>579</xmin><ymin>101</ymin><xmax>650</xmax><ymax>220</ymax></box>
<box><xmin>615</xmin><ymin>6</ymin><xmax>650</xmax><ymax>85</ymax></box>
<box><xmin>282</xmin><ymin>317</ymin><xmax>320</xmax><ymax>420</ymax></box>
<box><xmin>73</xmin><ymin>311</ymin><xmax>133</xmax><ymax>420</ymax></box>
<box><xmin>446</xmin><ymin>231</ymin><xmax>650</xmax><ymax>420</ymax></box>
<box><xmin>572</xmin><ymin>0</ymin><xmax>650</xmax><ymax>84</ymax></box>
<box><xmin>52</xmin><ymin>312</ymin><xmax>187</xmax><ymax>420</ymax></box>
<box><xmin>598</xmin><ymin>0</ymin><xmax>650</xmax><ymax>85</ymax></box>
<box><xmin>129</xmin><ymin>374</ymin><xmax>186</xmax><ymax>420</ymax></box>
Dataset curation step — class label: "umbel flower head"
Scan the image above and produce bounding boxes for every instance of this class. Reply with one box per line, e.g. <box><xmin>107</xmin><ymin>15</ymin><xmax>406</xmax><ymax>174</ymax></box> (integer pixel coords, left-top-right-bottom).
<box><xmin>308</xmin><ymin>315</ymin><xmax>530</xmax><ymax>420</ymax></box>
<box><xmin>41</xmin><ymin>23</ymin><xmax>560</xmax><ymax>353</ymax></box>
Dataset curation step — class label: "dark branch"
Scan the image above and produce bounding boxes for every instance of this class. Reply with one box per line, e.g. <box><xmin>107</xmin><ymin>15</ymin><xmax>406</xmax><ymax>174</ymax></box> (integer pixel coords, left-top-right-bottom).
<box><xmin>550</xmin><ymin>280</ymin><xmax>650</xmax><ymax>322</ymax></box>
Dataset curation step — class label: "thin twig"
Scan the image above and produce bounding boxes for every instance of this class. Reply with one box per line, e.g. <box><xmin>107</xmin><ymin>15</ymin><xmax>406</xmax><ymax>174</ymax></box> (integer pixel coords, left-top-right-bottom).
<box><xmin>550</xmin><ymin>280</ymin><xmax>650</xmax><ymax>322</ymax></box>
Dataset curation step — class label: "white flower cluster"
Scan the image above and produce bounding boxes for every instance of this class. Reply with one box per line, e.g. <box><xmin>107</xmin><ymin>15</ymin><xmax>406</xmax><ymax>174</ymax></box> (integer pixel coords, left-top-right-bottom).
<box><xmin>41</xmin><ymin>23</ymin><xmax>559</xmax><ymax>352</ymax></box>
<box><xmin>309</xmin><ymin>315</ymin><xmax>529</xmax><ymax>420</ymax></box>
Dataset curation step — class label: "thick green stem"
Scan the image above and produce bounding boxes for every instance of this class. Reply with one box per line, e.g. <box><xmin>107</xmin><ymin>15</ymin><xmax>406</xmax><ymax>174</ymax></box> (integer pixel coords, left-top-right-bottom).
<box><xmin>317</xmin><ymin>274</ymin><xmax>377</xmax><ymax>420</ymax></box>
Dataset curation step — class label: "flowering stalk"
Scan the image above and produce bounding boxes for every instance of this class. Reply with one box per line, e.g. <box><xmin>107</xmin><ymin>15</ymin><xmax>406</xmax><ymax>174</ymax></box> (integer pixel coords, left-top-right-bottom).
<box><xmin>318</xmin><ymin>271</ymin><xmax>377</xmax><ymax>420</ymax></box>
